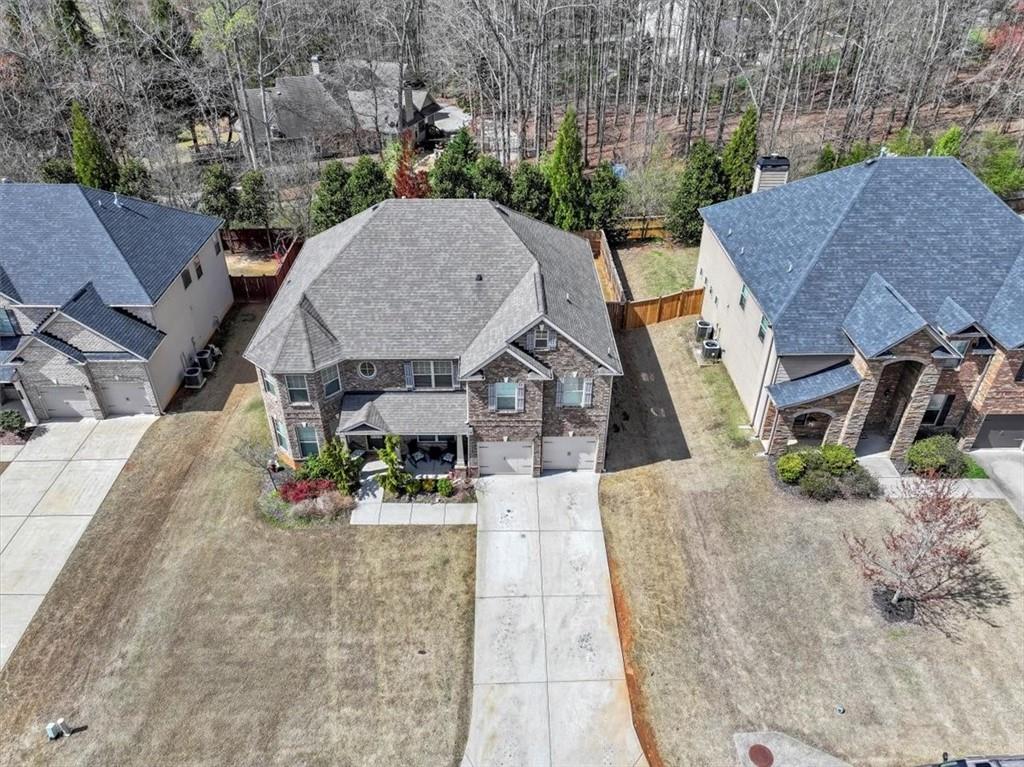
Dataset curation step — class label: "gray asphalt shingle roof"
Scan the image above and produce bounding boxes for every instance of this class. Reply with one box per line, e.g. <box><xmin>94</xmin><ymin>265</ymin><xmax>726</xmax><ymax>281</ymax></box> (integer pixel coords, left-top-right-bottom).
<box><xmin>244</xmin><ymin>199</ymin><xmax>621</xmax><ymax>375</ymax></box>
<box><xmin>842</xmin><ymin>273</ymin><xmax>927</xmax><ymax>358</ymax></box>
<box><xmin>766</xmin><ymin>363</ymin><xmax>862</xmax><ymax>409</ymax></box>
<box><xmin>60</xmin><ymin>282</ymin><xmax>165</xmax><ymax>359</ymax></box>
<box><xmin>337</xmin><ymin>391</ymin><xmax>470</xmax><ymax>434</ymax></box>
<box><xmin>0</xmin><ymin>184</ymin><xmax>221</xmax><ymax>306</ymax></box>
<box><xmin>700</xmin><ymin>157</ymin><xmax>1024</xmax><ymax>354</ymax></box>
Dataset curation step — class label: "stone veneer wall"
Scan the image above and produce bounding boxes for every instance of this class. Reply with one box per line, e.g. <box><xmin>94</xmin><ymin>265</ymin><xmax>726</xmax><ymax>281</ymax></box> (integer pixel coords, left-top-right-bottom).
<box><xmin>959</xmin><ymin>348</ymin><xmax>1024</xmax><ymax>449</ymax></box>
<box><xmin>17</xmin><ymin>344</ymin><xmax>104</xmax><ymax>419</ymax></box>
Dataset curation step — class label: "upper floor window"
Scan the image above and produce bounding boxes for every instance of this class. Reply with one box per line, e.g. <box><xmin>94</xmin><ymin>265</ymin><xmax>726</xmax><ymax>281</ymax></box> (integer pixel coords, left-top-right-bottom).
<box><xmin>758</xmin><ymin>314</ymin><xmax>770</xmax><ymax>342</ymax></box>
<box><xmin>532</xmin><ymin>325</ymin><xmax>555</xmax><ymax>351</ymax></box>
<box><xmin>181</xmin><ymin>266</ymin><xmax>192</xmax><ymax>290</ymax></box>
<box><xmin>949</xmin><ymin>339</ymin><xmax>970</xmax><ymax>357</ymax></box>
<box><xmin>358</xmin><ymin>361</ymin><xmax>377</xmax><ymax>379</ymax></box>
<box><xmin>0</xmin><ymin>309</ymin><xmax>15</xmax><ymax>336</ymax></box>
<box><xmin>193</xmin><ymin>256</ymin><xmax>204</xmax><ymax>280</ymax></box>
<box><xmin>323</xmin><ymin>365</ymin><xmax>341</xmax><ymax>398</ymax></box>
<box><xmin>1016</xmin><ymin>361</ymin><xmax>1024</xmax><ymax>383</ymax></box>
<box><xmin>261</xmin><ymin>369</ymin><xmax>277</xmax><ymax>395</ymax></box>
<box><xmin>285</xmin><ymin>374</ymin><xmax>309</xmax><ymax>404</ymax></box>
<box><xmin>739</xmin><ymin>284</ymin><xmax>748</xmax><ymax>309</ymax></box>
<box><xmin>214</xmin><ymin>237</ymin><xmax>223</xmax><ymax>255</ymax></box>
<box><xmin>490</xmin><ymin>381</ymin><xmax>522</xmax><ymax>412</ymax></box>
<box><xmin>557</xmin><ymin>375</ymin><xmax>593</xmax><ymax>408</ymax></box>
<box><xmin>412</xmin><ymin>359</ymin><xmax>453</xmax><ymax>389</ymax></box>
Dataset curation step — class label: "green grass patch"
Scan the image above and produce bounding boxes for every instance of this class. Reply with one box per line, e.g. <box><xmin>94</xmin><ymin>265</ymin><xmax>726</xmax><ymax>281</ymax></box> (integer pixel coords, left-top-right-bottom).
<box><xmin>699</xmin><ymin>361</ymin><xmax>751</xmax><ymax>449</ymax></box>
<box><xmin>964</xmin><ymin>456</ymin><xmax>989</xmax><ymax>479</ymax></box>
<box><xmin>637</xmin><ymin>244</ymin><xmax>699</xmax><ymax>296</ymax></box>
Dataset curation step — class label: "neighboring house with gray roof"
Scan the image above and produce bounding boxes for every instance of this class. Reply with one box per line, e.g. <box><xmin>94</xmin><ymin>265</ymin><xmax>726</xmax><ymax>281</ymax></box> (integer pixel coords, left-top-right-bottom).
<box><xmin>695</xmin><ymin>155</ymin><xmax>1024</xmax><ymax>463</ymax></box>
<box><xmin>0</xmin><ymin>183</ymin><xmax>233</xmax><ymax>422</ymax></box>
<box><xmin>244</xmin><ymin>198</ymin><xmax>621</xmax><ymax>475</ymax></box>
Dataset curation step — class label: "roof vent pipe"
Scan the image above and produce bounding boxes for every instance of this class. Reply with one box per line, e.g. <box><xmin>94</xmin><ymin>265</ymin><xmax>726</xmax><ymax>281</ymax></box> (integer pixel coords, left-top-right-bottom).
<box><xmin>752</xmin><ymin>154</ymin><xmax>790</xmax><ymax>193</ymax></box>
<box><xmin>310</xmin><ymin>54</ymin><xmax>321</xmax><ymax>76</ymax></box>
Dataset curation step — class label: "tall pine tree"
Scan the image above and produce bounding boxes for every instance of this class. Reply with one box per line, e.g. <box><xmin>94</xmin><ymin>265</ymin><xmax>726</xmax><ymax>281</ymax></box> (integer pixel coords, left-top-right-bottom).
<box><xmin>545</xmin><ymin>109</ymin><xmax>588</xmax><ymax>230</ymax></box>
<box><xmin>511</xmin><ymin>162</ymin><xmax>551</xmax><ymax>222</ymax></box>
<box><xmin>587</xmin><ymin>161</ymin><xmax>625</xmax><ymax>237</ymax></box>
<box><xmin>667</xmin><ymin>140</ymin><xmax>727</xmax><ymax>245</ymax></box>
<box><xmin>720</xmin><ymin>107</ymin><xmax>758</xmax><ymax>197</ymax></box>
<box><xmin>71</xmin><ymin>101</ymin><xmax>118</xmax><ymax>190</ymax></box>
<box><xmin>310</xmin><ymin>161</ymin><xmax>352</xmax><ymax>233</ymax></box>
<box><xmin>472</xmin><ymin>156</ymin><xmax>512</xmax><ymax>205</ymax></box>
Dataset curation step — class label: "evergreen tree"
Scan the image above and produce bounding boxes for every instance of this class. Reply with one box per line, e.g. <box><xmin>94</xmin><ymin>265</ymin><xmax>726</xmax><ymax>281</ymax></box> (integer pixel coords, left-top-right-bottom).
<box><xmin>886</xmin><ymin>128</ymin><xmax>926</xmax><ymax>156</ymax></box>
<box><xmin>814</xmin><ymin>143</ymin><xmax>838</xmax><ymax>174</ymax></box>
<box><xmin>198</xmin><ymin>163</ymin><xmax>238</xmax><ymax>226</ymax></box>
<box><xmin>116</xmin><ymin>158</ymin><xmax>153</xmax><ymax>200</ymax></box>
<box><xmin>932</xmin><ymin>125</ymin><xmax>963</xmax><ymax>157</ymax></box>
<box><xmin>70</xmin><ymin>101</ymin><xmax>118</xmax><ymax>190</ymax></box>
<box><xmin>53</xmin><ymin>0</ymin><xmax>93</xmax><ymax>53</ymax></box>
<box><xmin>429</xmin><ymin>128</ymin><xmax>478</xmax><ymax>198</ymax></box>
<box><xmin>310</xmin><ymin>161</ymin><xmax>351</xmax><ymax>233</ymax></box>
<box><xmin>39</xmin><ymin>157</ymin><xmax>77</xmax><ymax>184</ymax></box>
<box><xmin>966</xmin><ymin>131</ymin><xmax>1024</xmax><ymax>196</ymax></box>
<box><xmin>587</xmin><ymin>161</ymin><xmax>626</xmax><ymax>237</ymax></box>
<box><xmin>381</xmin><ymin>138</ymin><xmax>402</xmax><ymax>183</ymax></box>
<box><xmin>666</xmin><ymin>139</ymin><xmax>727</xmax><ymax>245</ymax></box>
<box><xmin>511</xmin><ymin>162</ymin><xmax>551</xmax><ymax>221</ymax></box>
<box><xmin>393</xmin><ymin>134</ymin><xmax>430</xmax><ymax>198</ymax></box>
<box><xmin>720</xmin><ymin>106</ymin><xmax>758</xmax><ymax>196</ymax></box>
<box><xmin>472</xmin><ymin>155</ymin><xmax>512</xmax><ymax>205</ymax></box>
<box><xmin>345</xmin><ymin>156</ymin><xmax>392</xmax><ymax>213</ymax></box>
<box><xmin>237</xmin><ymin>170</ymin><xmax>272</xmax><ymax>229</ymax></box>
<box><xmin>545</xmin><ymin>108</ymin><xmax>588</xmax><ymax>230</ymax></box>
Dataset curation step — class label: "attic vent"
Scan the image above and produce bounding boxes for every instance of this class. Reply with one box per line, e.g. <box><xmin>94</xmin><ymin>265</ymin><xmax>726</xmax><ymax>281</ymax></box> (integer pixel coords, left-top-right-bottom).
<box><xmin>475</xmin><ymin>274</ymin><xmax>483</xmax><ymax>282</ymax></box>
<box><xmin>864</xmin><ymin>157</ymin><xmax>877</xmax><ymax>166</ymax></box>
<box><xmin>786</xmin><ymin>262</ymin><xmax>793</xmax><ymax>273</ymax></box>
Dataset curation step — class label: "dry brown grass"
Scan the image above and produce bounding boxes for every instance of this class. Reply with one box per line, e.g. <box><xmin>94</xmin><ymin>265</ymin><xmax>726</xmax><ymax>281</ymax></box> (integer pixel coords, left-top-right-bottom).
<box><xmin>601</xmin><ymin>319</ymin><xmax>1024</xmax><ymax>767</ymax></box>
<box><xmin>614</xmin><ymin>240</ymin><xmax>700</xmax><ymax>299</ymax></box>
<box><xmin>0</xmin><ymin>307</ymin><xmax>475</xmax><ymax>767</ymax></box>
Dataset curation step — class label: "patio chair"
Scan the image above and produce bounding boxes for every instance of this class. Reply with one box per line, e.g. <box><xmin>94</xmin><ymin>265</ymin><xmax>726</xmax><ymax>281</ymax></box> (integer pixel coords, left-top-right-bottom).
<box><xmin>441</xmin><ymin>452</ymin><xmax>455</xmax><ymax>465</ymax></box>
<box><xmin>410</xmin><ymin>449</ymin><xmax>426</xmax><ymax>464</ymax></box>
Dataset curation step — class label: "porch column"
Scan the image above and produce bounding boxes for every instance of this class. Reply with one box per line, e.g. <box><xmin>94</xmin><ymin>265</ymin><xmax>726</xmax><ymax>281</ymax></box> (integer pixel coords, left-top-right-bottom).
<box><xmin>766</xmin><ymin>411</ymin><xmax>793</xmax><ymax>456</ymax></box>
<box><xmin>838</xmin><ymin>357</ymin><xmax>882</xmax><ymax>450</ymax></box>
<box><xmin>890</xmin><ymin>364</ymin><xmax>940</xmax><ymax>469</ymax></box>
<box><xmin>456</xmin><ymin>433</ymin><xmax>466</xmax><ymax>466</ymax></box>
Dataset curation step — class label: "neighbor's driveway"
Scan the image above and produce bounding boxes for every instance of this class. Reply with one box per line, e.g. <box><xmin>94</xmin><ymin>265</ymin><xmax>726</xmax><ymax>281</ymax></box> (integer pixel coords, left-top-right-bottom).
<box><xmin>463</xmin><ymin>473</ymin><xmax>646</xmax><ymax>767</ymax></box>
<box><xmin>971</xmin><ymin>449</ymin><xmax>1024</xmax><ymax>517</ymax></box>
<box><xmin>0</xmin><ymin>416</ymin><xmax>156</xmax><ymax>666</ymax></box>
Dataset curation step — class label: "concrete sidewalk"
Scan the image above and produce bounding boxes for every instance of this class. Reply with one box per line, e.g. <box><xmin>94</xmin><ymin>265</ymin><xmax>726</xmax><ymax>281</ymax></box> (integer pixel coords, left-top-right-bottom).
<box><xmin>970</xmin><ymin>449</ymin><xmax>1024</xmax><ymax>516</ymax></box>
<box><xmin>858</xmin><ymin>449</ymin><xmax>1012</xmax><ymax>504</ymax></box>
<box><xmin>0</xmin><ymin>416</ymin><xmax>156</xmax><ymax>667</ymax></box>
<box><xmin>462</xmin><ymin>474</ymin><xmax>647</xmax><ymax>767</ymax></box>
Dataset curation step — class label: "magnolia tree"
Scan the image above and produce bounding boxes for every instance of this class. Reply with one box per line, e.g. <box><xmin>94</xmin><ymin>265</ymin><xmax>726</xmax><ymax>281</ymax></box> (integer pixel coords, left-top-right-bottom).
<box><xmin>845</xmin><ymin>477</ymin><xmax>1008</xmax><ymax>631</ymax></box>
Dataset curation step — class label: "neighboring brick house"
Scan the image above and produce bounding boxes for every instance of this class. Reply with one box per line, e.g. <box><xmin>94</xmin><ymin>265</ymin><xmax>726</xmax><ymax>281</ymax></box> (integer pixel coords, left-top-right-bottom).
<box><xmin>243</xmin><ymin>198</ymin><xmax>622</xmax><ymax>476</ymax></box>
<box><xmin>0</xmin><ymin>183</ymin><xmax>232</xmax><ymax>422</ymax></box>
<box><xmin>694</xmin><ymin>156</ymin><xmax>1024</xmax><ymax>466</ymax></box>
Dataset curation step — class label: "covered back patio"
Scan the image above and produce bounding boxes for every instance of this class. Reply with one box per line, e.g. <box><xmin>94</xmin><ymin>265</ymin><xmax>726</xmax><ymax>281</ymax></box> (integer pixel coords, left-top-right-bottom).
<box><xmin>336</xmin><ymin>390</ymin><xmax>470</xmax><ymax>476</ymax></box>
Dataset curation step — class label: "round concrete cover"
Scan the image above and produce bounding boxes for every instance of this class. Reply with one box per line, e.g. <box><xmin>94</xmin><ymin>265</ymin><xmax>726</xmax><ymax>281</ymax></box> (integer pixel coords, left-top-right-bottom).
<box><xmin>749</xmin><ymin>743</ymin><xmax>775</xmax><ymax>767</ymax></box>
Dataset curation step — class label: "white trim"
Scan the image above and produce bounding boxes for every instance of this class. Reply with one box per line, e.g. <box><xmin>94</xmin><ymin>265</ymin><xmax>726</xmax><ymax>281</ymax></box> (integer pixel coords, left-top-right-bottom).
<box><xmin>357</xmin><ymin>361</ymin><xmax>377</xmax><ymax>379</ymax></box>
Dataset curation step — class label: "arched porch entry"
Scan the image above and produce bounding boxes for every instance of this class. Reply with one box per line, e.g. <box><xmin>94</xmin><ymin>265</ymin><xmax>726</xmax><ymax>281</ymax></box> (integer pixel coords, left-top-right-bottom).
<box><xmin>789</xmin><ymin>409</ymin><xmax>836</xmax><ymax>447</ymax></box>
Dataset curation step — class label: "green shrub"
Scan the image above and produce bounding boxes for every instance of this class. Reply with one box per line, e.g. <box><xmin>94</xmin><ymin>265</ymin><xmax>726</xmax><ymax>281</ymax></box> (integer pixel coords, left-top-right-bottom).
<box><xmin>777</xmin><ymin>452</ymin><xmax>806</xmax><ymax>484</ymax></box>
<box><xmin>820</xmin><ymin>444</ymin><xmax>856</xmax><ymax>476</ymax></box>
<box><xmin>842</xmin><ymin>464</ymin><xmax>881</xmax><ymax>499</ymax></box>
<box><xmin>800</xmin><ymin>469</ymin><xmax>842</xmax><ymax>502</ymax></box>
<box><xmin>405</xmin><ymin>478</ymin><xmax>422</xmax><ymax>496</ymax></box>
<box><xmin>420</xmin><ymin>477</ymin><xmax>436</xmax><ymax>494</ymax></box>
<box><xmin>906</xmin><ymin>434</ymin><xmax>968</xmax><ymax>477</ymax></box>
<box><xmin>0</xmin><ymin>409</ymin><xmax>26</xmax><ymax>434</ymax></box>
<box><xmin>798</xmin><ymin>449</ymin><xmax>826</xmax><ymax>473</ymax></box>
<box><xmin>437</xmin><ymin>477</ymin><xmax>455</xmax><ymax>497</ymax></box>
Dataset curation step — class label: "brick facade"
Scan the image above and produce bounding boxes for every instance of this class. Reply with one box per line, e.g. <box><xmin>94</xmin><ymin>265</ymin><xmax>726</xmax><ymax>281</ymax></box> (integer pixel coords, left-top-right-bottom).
<box><xmin>467</xmin><ymin>355</ymin><xmax>545</xmax><ymax>475</ymax></box>
<box><xmin>959</xmin><ymin>349</ymin><xmax>1024</xmax><ymax>449</ymax></box>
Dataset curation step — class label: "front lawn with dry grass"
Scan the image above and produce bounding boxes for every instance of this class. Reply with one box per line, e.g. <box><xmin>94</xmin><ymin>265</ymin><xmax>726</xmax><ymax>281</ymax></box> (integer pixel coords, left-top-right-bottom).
<box><xmin>0</xmin><ymin>307</ymin><xmax>475</xmax><ymax>767</ymax></box>
<box><xmin>601</xmin><ymin>319</ymin><xmax>1024</xmax><ymax>767</ymax></box>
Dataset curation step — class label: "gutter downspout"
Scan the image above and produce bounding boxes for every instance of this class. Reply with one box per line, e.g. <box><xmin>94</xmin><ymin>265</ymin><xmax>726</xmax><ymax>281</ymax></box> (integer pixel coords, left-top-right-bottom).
<box><xmin>751</xmin><ymin>336</ymin><xmax>777</xmax><ymax>434</ymax></box>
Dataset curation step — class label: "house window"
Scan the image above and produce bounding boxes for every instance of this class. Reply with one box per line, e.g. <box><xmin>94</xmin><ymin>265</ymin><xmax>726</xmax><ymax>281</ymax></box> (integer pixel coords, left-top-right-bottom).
<box><xmin>296</xmin><ymin>426</ymin><xmax>319</xmax><ymax>458</ymax></box>
<box><xmin>285</xmin><ymin>374</ymin><xmax>309</xmax><ymax>404</ymax></box>
<box><xmin>413</xmin><ymin>359</ymin><xmax>453</xmax><ymax>388</ymax></box>
<box><xmin>272</xmin><ymin>417</ymin><xmax>288</xmax><ymax>450</ymax></box>
<box><xmin>758</xmin><ymin>314</ymin><xmax>770</xmax><ymax>342</ymax></box>
<box><xmin>1016</xmin><ymin>361</ymin><xmax>1024</xmax><ymax>383</ymax></box>
<box><xmin>0</xmin><ymin>309</ymin><xmax>15</xmax><ymax>336</ymax></box>
<box><xmin>534</xmin><ymin>325</ymin><xmax>551</xmax><ymax>350</ymax></box>
<box><xmin>559</xmin><ymin>376</ymin><xmax>586</xmax><ymax>407</ymax></box>
<box><xmin>181</xmin><ymin>267</ymin><xmax>192</xmax><ymax>290</ymax></box>
<box><xmin>214</xmin><ymin>237</ymin><xmax>223</xmax><ymax>255</ymax></box>
<box><xmin>494</xmin><ymin>381</ymin><xmax>518</xmax><ymax>412</ymax></box>
<box><xmin>261</xmin><ymin>370</ymin><xmax>277</xmax><ymax>395</ymax></box>
<box><xmin>949</xmin><ymin>339</ymin><xmax>970</xmax><ymax>356</ymax></box>
<box><xmin>739</xmin><ymin>284</ymin><xmax>748</xmax><ymax>309</ymax></box>
<box><xmin>193</xmin><ymin>257</ymin><xmax>204</xmax><ymax>279</ymax></box>
<box><xmin>358</xmin><ymin>361</ymin><xmax>377</xmax><ymax>379</ymax></box>
<box><xmin>416</xmin><ymin>434</ymin><xmax>455</xmax><ymax>444</ymax></box>
<box><xmin>922</xmin><ymin>394</ymin><xmax>953</xmax><ymax>426</ymax></box>
<box><xmin>323</xmin><ymin>365</ymin><xmax>341</xmax><ymax>398</ymax></box>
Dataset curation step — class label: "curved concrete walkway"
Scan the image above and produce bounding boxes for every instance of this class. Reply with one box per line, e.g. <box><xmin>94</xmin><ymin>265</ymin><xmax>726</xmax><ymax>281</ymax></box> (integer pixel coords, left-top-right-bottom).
<box><xmin>463</xmin><ymin>474</ymin><xmax>646</xmax><ymax>767</ymax></box>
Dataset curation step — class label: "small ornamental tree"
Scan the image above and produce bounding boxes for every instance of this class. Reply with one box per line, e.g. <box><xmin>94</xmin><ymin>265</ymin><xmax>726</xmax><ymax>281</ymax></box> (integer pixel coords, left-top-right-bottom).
<box><xmin>932</xmin><ymin>125</ymin><xmax>963</xmax><ymax>157</ymax></box>
<box><xmin>511</xmin><ymin>162</ymin><xmax>551</xmax><ymax>221</ymax></box>
<box><xmin>720</xmin><ymin>106</ymin><xmax>758</xmax><ymax>196</ymax></box>
<box><xmin>429</xmin><ymin>128</ymin><xmax>478</xmax><ymax>198</ymax></box>
<box><xmin>310</xmin><ymin>160</ymin><xmax>351</xmax><ymax>233</ymax></box>
<box><xmin>198</xmin><ymin>163</ymin><xmax>238</xmax><ymax>226</ymax></box>
<box><xmin>71</xmin><ymin>101</ymin><xmax>118</xmax><ymax>191</ymax></box>
<box><xmin>237</xmin><ymin>169</ymin><xmax>273</xmax><ymax>241</ymax></box>
<box><xmin>345</xmin><ymin>155</ymin><xmax>392</xmax><ymax>213</ymax></box>
<box><xmin>587</xmin><ymin>160</ymin><xmax>626</xmax><ymax>237</ymax></box>
<box><xmin>378</xmin><ymin>434</ymin><xmax>412</xmax><ymax>496</ymax></box>
<box><xmin>472</xmin><ymin>155</ymin><xmax>512</xmax><ymax>205</ymax></box>
<box><xmin>545</xmin><ymin>108</ymin><xmax>588</xmax><ymax>230</ymax></box>
<box><xmin>845</xmin><ymin>477</ymin><xmax>1008</xmax><ymax>628</ymax></box>
<box><xmin>116</xmin><ymin>158</ymin><xmax>153</xmax><ymax>200</ymax></box>
<box><xmin>39</xmin><ymin>157</ymin><xmax>77</xmax><ymax>183</ymax></box>
<box><xmin>393</xmin><ymin>133</ymin><xmax>430</xmax><ymax>198</ymax></box>
<box><xmin>666</xmin><ymin>139</ymin><xmax>727</xmax><ymax>244</ymax></box>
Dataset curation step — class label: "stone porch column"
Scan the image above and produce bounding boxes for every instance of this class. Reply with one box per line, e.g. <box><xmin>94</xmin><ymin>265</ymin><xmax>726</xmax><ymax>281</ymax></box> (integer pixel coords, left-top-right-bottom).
<box><xmin>889</xmin><ymin>364</ymin><xmax>940</xmax><ymax>468</ymax></box>
<box><xmin>767</xmin><ymin>411</ymin><xmax>793</xmax><ymax>455</ymax></box>
<box><xmin>823</xmin><ymin>414</ymin><xmax>845</xmax><ymax>445</ymax></box>
<box><xmin>838</xmin><ymin>355</ymin><xmax>881</xmax><ymax>450</ymax></box>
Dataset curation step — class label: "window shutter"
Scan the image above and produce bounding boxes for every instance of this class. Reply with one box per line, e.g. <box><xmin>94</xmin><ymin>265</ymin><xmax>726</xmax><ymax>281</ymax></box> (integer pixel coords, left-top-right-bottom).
<box><xmin>583</xmin><ymin>378</ymin><xmax>594</xmax><ymax>407</ymax></box>
<box><xmin>516</xmin><ymin>382</ymin><xmax>525</xmax><ymax>412</ymax></box>
<box><xmin>487</xmin><ymin>384</ymin><xmax>497</xmax><ymax>411</ymax></box>
<box><xmin>549</xmin><ymin>332</ymin><xmax>557</xmax><ymax>349</ymax></box>
<box><xmin>451</xmin><ymin>360</ymin><xmax>459</xmax><ymax>388</ymax></box>
<box><xmin>555</xmin><ymin>378</ymin><xmax>563</xmax><ymax>408</ymax></box>
<box><xmin>525</xmin><ymin>330</ymin><xmax>535</xmax><ymax>351</ymax></box>
<box><xmin>404</xmin><ymin>362</ymin><xmax>414</xmax><ymax>389</ymax></box>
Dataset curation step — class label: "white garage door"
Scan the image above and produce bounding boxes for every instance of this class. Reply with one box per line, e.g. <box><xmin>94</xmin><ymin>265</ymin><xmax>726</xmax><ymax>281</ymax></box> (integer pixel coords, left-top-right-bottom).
<box><xmin>100</xmin><ymin>382</ymin><xmax>150</xmax><ymax>415</ymax></box>
<box><xmin>40</xmin><ymin>386</ymin><xmax>92</xmax><ymax>419</ymax></box>
<box><xmin>542</xmin><ymin>436</ymin><xmax>599</xmax><ymax>471</ymax></box>
<box><xmin>477</xmin><ymin>441</ymin><xmax>534</xmax><ymax>475</ymax></box>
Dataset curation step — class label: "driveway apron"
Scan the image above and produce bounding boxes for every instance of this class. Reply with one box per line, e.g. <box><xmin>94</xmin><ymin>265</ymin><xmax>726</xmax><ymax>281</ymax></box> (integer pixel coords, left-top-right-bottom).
<box><xmin>464</xmin><ymin>474</ymin><xmax>647</xmax><ymax>767</ymax></box>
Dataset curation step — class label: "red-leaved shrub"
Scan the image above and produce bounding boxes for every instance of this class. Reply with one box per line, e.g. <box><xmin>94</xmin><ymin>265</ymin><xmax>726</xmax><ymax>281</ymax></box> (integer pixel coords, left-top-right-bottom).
<box><xmin>279</xmin><ymin>478</ymin><xmax>335</xmax><ymax>504</ymax></box>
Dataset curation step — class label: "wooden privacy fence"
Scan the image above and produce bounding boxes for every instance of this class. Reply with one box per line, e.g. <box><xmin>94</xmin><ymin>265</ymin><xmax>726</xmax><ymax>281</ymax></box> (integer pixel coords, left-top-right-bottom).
<box><xmin>227</xmin><ymin>234</ymin><xmax>302</xmax><ymax>303</ymax></box>
<box><xmin>618</xmin><ymin>288</ymin><xmax>704</xmax><ymax>330</ymax></box>
<box><xmin>621</xmin><ymin>215</ymin><xmax>668</xmax><ymax>240</ymax></box>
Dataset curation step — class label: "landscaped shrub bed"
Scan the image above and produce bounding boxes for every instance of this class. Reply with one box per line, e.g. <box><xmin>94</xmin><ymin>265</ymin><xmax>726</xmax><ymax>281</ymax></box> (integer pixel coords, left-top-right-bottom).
<box><xmin>906</xmin><ymin>434</ymin><xmax>987</xmax><ymax>479</ymax></box>
<box><xmin>775</xmin><ymin>444</ymin><xmax>881</xmax><ymax>502</ymax></box>
<box><xmin>0</xmin><ymin>408</ymin><xmax>31</xmax><ymax>445</ymax></box>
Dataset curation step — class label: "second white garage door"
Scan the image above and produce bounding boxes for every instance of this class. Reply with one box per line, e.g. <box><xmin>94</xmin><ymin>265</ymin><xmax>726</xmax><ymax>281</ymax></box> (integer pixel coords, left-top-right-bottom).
<box><xmin>477</xmin><ymin>441</ymin><xmax>534</xmax><ymax>475</ymax></box>
<box><xmin>40</xmin><ymin>386</ymin><xmax>92</xmax><ymax>419</ymax></box>
<box><xmin>542</xmin><ymin>436</ymin><xmax>599</xmax><ymax>471</ymax></box>
<box><xmin>99</xmin><ymin>381</ymin><xmax>151</xmax><ymax>416</ymax></box>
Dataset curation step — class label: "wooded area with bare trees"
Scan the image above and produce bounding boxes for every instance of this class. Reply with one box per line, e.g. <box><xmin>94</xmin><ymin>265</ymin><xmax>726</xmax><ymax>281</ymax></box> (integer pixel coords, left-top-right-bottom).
<box><xmin>2</xmin><ymin>0</ymin><xmax>1021</xmax><ymax>210</ymax></box>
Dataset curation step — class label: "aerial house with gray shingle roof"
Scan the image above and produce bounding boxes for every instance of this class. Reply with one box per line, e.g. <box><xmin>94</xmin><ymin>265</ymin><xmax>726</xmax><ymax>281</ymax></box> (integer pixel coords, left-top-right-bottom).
<box><xmin>0</xmin><ymin>183</ymin><xmax>233</xmax><ymax>422</ymax></box>
<box><xmin>694</xmin><ymin>155</ymin><xmax>1024</xmax><ymax>464</ymax></box>
<box><xmin>243</xmin><ymin>198</ymin><xmax>621</xmax><ymax>476</ymax></box>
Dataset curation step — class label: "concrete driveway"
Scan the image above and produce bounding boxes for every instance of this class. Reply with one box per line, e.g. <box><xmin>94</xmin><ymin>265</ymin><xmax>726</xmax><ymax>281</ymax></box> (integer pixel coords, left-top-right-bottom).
<box><xmin>971</xmin><ymin>449</ymin><xmax>1024</xmax><ymax>516</ymax></box>
<box><xmin>0</xmin><ymin>416</ymin><xmax>156</xmax><ymax>666</ymax></box>
<box><xmin>463</xmin><ymin>473</ymin><xmax>647</xmax><ymax>767</ymax></box>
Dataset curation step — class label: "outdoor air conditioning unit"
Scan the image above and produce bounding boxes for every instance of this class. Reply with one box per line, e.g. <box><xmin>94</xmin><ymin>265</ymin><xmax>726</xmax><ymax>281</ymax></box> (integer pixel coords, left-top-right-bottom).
<box><xmin>702</xmin><ymin>339</ymin><xmax>722</xmax><ymax>361</ymax></box>
<box><xmin>196</xmin><ymin>349</ymin><xmax>216</xmax><ymax>373</ymax></box>
<box><xmin>696</xmin><ymin>319</ymin><xmax>713</xmax><ymax>341</ymax></box>
<box><xmin>184</xmin><ymin>366</ymin><xmax>206</xmax><ymax>389</ymax></box>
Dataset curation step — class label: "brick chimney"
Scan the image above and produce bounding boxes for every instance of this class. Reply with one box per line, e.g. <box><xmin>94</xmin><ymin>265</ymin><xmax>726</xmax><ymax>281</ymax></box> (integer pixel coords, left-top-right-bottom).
<box><xmin>752</xmin><ymin>154</ymin><xmax>790</xmax><ymax>193</ymax></box>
